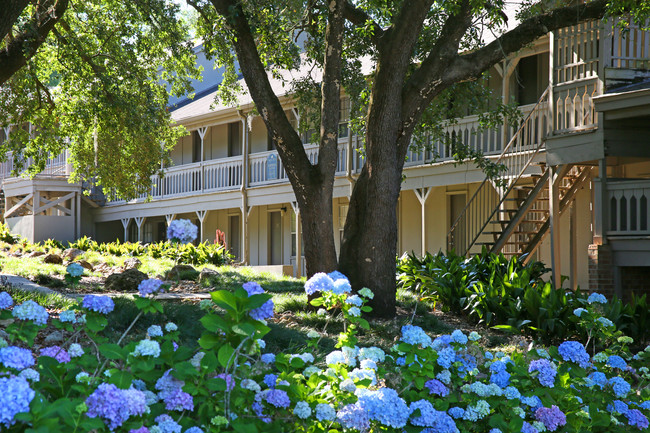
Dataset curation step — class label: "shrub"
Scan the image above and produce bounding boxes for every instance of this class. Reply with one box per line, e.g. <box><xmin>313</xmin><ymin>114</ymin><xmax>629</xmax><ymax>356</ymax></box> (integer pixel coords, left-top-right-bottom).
<box><xmin>0</xmin><ymin>272</ymin><xmax>648</xmax><ymax>432</ymax></box>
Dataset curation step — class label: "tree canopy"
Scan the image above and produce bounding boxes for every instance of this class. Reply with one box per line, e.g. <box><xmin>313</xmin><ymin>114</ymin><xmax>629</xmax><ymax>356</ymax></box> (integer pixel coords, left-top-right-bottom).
<box><xmin>0</xmin><ymin>0</ymin><xmax>199</xmax><ymax>197</ymax></box>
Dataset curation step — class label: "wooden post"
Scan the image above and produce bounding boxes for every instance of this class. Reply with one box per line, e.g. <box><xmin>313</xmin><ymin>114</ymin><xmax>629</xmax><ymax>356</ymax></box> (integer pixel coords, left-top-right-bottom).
<box><xmin>549</xmin><ymin>165</ymin><xmax>562</xmax><ymax>288</ymax></box>
<box><xmin>121</xmin><ymin>218</ymin><xmax>130</xmax><ymax>242</ymax></box>
<box><xmin>195</xmin><ymin>210</ymin><xmax>207</xmax><ymax>242</ymax></box>
<box><xmin>570</xmin><ymin>199</ymin><xmax>577</xmax><ymax>290</ymax></box>
<box><xmin>291</xmin><ymin>201</ymin><xmax>302</xmax><ymax>277</ymax></box>
<box><xmin>414</xmin><ymin>188</ymin><xmax>432</xmax><ymax>256</ymax></box>
<box><xmin>549</xmin><ymin>30</ymin><xmax>555</xmax><ymax>135</ymax></box>
<box><xmin>134</xmin><ymin>217</ymin><xmax>145</xmax><ymax>243</ymax></box>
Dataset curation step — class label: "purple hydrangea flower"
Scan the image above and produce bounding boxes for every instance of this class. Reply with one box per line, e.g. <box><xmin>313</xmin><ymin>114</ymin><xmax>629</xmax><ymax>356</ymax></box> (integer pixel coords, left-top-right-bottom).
<box><xmin>0</xmin><ymin>346</ymin><xmax>35</xmax><ymax>370</ymax></box>
<box><xmin>214</xmin><ymin>373</ymin><xmax>235</xmax><ymax>391</ymax></box>
<box><xmin>0</xmin><ymin>376</ymin><xmax>35</xmax><ymax>427</ymax></box>
<box><xmin>425</xmin><ymin>379</ymin><xmax>450</xmax><ymax>397</ymax></box>
<box><xmin>521</xmin><ymin>421</ymin><xmax>539</xmax><ymax>433</ymax></box>
<box><xmin>626</xmin><ymin>409</ymin><xmax>649</xmax><ymax>429</ymax></box>
<box><xmin>166</xmin><ymin>219</ymin><xmax>198</xmax><ymax>244</ymax></box>
<box><xmin>86</xmin><ymin>384</ymin><xmax>147</xmax><ymax>430</ymax></box>
<box><xmin>264</xmin><ymin>389</ymin><xmax>291</xmax><ymax>408</ymax></box>
<box><xmin>164</xmin><ymin>390</ymin><xmax>194</xmax><ymax>411</ymax></box>
<box><xmin>558</xmin><ymin>341</ymin><xmax>590</xmax><ymax>368</ymax></box>
<box><xmin>82</xmin><ymin>295</ymin><xmax>115</xmax><ymax>314</ymax></box>
<box><xmin>40</xmin><ymin>346</ymin><xmax>71</xmax><ymax>363</ymax></box>
<box><xmin>534</xmin><ymin>405</ymin><xmax>566</xmax><ymax>431</ymax></box>
<box><xmin>0</xmin><ymin>292</ymin><xmax>13</xmax><ymax>309</ymax></box>
<box><xmin>12</xmin><ymin>300</ymin><xmax>48</xmax><ymax>325</ymax></box>
<box><xmin>261</xmin><ymin>353</ymin><xmax>275</xmax><ymax>364</ymax></box>
<box><xmin>304</xmin><ymin>273</ymin><xmax>334</xmax><ymax>295</ymax></box>
<box><xmin>336</xmin><ymin>403</ymin><xmax>370</xmax><ymax>431</ymax></box>
<box><xmin>242</xmin><ymin>282</ymin><xmax>274</xmax><ymax>321</ymax></box>
<box><xmin>410</xmin><ymin>399</ymin><xmax>457</xmax><ymax>431</ymax></box>
<box><xmin>129</xmin><ymin>428</ymin><xmax>150</xmax><ymax>433</ymax></box>
<box><xmin>528</xmin><ymin>359</ymin><xmax>557</xmax><ymax>387</ymax></box>
<box><xmin>138</xmin><ymin>279</ymin><xmax>165</xmax><ymax>297</ymax></box>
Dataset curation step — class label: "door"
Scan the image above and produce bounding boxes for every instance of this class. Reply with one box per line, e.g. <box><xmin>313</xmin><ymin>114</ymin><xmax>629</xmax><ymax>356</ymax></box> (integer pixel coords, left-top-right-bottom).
<box><xmin>229</xmin><ymin>214</ymin><xmax>241</xmax><ymax>261</ymax></box>
<box><xmin>449</xmin><ymin>193</ymin><xmax>467</xmax><ymax>253</ymax></box>
<box><xmin>269</xmin><ymin>211</ymin><xmax>282</xmax><ymax>265</ymax></box>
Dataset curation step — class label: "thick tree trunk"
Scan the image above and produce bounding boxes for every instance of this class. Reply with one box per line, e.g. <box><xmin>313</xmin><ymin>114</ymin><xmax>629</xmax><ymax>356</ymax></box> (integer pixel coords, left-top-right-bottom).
<box><xmin>298</xmin><ymin>182</ymin><xmax>338</xmax><ymax>277</ymax></box>
<box><xmin>339</xmin><ymin>113</ymin><xmax>404</xmax><ymax>317</ymax></box>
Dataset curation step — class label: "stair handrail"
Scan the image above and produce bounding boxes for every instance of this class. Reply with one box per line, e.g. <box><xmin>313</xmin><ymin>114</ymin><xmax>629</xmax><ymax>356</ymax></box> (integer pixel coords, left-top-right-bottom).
<box><xmin>447</xmin><ymin>85</ymin><xmax>551</xmax><ymax>255</ymax></box>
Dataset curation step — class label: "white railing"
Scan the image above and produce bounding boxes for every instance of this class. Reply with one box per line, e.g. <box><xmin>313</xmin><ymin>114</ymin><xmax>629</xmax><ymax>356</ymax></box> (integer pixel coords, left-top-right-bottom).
<box><xmin>608</xmin><ymin>180</ymin><xmax>650</xmax><ymax>236</ymax></box>
<box><xmin>0</xmin><ymin>151</ymin><xmax>70</xmax><ymax>181</ymax></box>
<box><xmin>608</xmin><ymin>20</ymin><xmax>650</xmax><ymax>69</ymax></box>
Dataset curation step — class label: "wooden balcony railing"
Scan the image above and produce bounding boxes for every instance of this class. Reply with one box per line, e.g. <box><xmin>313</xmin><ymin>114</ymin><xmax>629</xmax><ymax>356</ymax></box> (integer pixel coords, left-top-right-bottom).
<box><xmin>608</xmin><ymin>180</ymin><xmax>650</xmax><ymax>236</ymax></box>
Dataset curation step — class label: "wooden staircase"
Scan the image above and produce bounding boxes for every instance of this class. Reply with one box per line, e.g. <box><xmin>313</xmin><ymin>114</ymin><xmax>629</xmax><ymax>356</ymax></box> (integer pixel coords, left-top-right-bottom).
<box><xmin>478</xmin><ymin>164</ymin><xmax>592</xmax><ymax>260</ymax></box>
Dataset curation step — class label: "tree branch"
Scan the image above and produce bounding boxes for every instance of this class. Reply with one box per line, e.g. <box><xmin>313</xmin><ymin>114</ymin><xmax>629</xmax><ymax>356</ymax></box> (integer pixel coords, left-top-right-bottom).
<box><xmin>208</xmin><ymin>0</ymin><xmax>314</xmax><ymax>190</ymax></box>
<box><xmin>341</xmin><ymin>1</ymin><xmax>383</xmax><ymax>45</ymax></box>
<box><xmin>0</xmin><ymin>0</ymin><xmax>30</xmax><ymax>43</ymax></box>
<box><xmin>318</xmin><ymin>0</ymin><xmax>346</xmax><ymax>178</ymax></box>
<box><xmin>0</xmin><ymin>0</ymin><xmax>69</xmax><ymax>86</ymax></box>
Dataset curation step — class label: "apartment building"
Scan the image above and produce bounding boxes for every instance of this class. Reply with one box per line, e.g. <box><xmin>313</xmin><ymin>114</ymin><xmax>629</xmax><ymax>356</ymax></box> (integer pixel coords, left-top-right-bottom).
<box><xmin>2</xmin><ymin>20</ymin><xmax>650</xmax><ymax>298</ymax></box>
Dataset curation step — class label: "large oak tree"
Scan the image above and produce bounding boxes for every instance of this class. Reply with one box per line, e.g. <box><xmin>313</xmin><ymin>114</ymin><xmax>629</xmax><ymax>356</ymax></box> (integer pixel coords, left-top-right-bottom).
<box><xmin>190</xmin><ymin>0</ymin><xmax>644</xmax><ymax>317</ymax></box>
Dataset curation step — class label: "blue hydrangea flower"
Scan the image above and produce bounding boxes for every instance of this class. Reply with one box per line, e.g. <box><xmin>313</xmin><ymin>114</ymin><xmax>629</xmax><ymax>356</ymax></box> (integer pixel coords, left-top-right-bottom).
<box><xmin>185</xmin><ymin>428</ymin><xmax>204</xmax><ymax>433</ymax></box>
<box><xmin>293</xmin><ymin>401</ymin><xmax>311</xmax><ymax>419</ymax></box>
<box><xmin>18</xmin><ymin>368</ymin><xmax>39</xmax><ymax>382</ymax></box>
<box><xmin>76</xmin><ymin>372</ymin><xmax>90</xmax><ymax>383</ymax></box>
<box><xmin>504</xmin><ymin>386</ymin><xmax>521</xmax><ymax>400</ymax></box>
<box><xmin>40</xmin><ymin>346</ymin><xmax>70</xmax><ymax>363</ymax></box>
<box><xmin>522</xmin><ymin>395</ymin><xmax>543</xmax><ymax>410</ymax></box>
<box><xmin>264</xmin><ymin>389</ymin><xmax>290</xmax><ymax>408</ymax></box>
<box><xmin>607</xmin><ymin>355</ymin><xmax>627</xmax><ymax>369</ymax></box>
<box><xmin>451</xmin><ymin>330</ymin><xmax>468</xmax><ymax>345</ymax></box>
<box><xmin>0</xmin><ymin>292</ymin><xmax>13</xmax><ymax>309</ymax></box>
<box><xmin>609</xmin><ymin>400</ymin><xmax>629</xmax><ymax>414</ymax></box>
<box><xmin>242</xmin><ymin>282</ymin><xmax>274</xmax><ymax>321</ymax></box>
<box><xmin>573</xmin><ymin>307</ymin><xmax>587</xmax><ymax>317</ymax></box>
<box><xmin>592</xmin><ymin>352</ymin><xmax>608</xmax><ymax>363</ymax></box>
<box><xmin>521</xmin><ymin>421</ymin><xmax>539</xmax><ymax>433</ymax></box>
<box><xmin>401</xmin><ymin>325</ymin><xmax>432</xmax><ymax>347</ymax></box>
<box><xmin>59</xmin><ymin>310</ymin><xmax>77</xmax><ymax>323</ymax></box>
<box><xmin>332</xmin><ymin>279</ymin><xmax>352</xmax><ymax>295</ymax></box>
<box><xmin>358</xmin><ymin>346</ymin><xmax>385</xmax><ymax>363</ymax></box>
<box><xmin>165</xmin><ymin>322</ymin><xmax>178</xmax><ymax>332</ymax></box>
<box><xmin>133</xmin><ymin>340</ymin><xmax>161</xmax><ymax>357</ymax></box>
<box><xmin>263</xmin><ymin>374</ymin><xmax>278</xmax><ymax>389</ymax></box>
<box><xmin>0</xmin><ymin>346</ymin><xmax>35</xmax><ymax>369</ymax></box>
<box><xmin>360</xmin><ymin>359</ymin><xmax>377</xmax><ymax>370</ymax></box>
<box><xmin>432</xmin><ymin>334</ymin><xmax>453</xmax><ymax>351</ymax></box>
<box><xmin>346</xmin><ymin>295</ymin><xmax>363</xmax><ymax>306</ymax></box>
<box><xmin>469</xmin><ymin>331</ymin><xmax>481</xmax><ymax>341</ymax></box>
<box><xmin>587</xmin><ymin>293</ymin><xmax>607</xmax><ymax>304</ymax></box>
<box><xmin>340</xmin><ymin>378</ymin><xmax>356</xmax><ymax>393</ymax></box>
<box><xmin>358</xmin><ymin>287</ymin><xmax>374</xmax><ymax>299</ymax></box>
<box><xmin>425</xmin><ymin>379</ymin><xmax>449</xmax><ymax>397</ymax></box>
<box><xmin>586</xmin><ymin>371</ymin><xmax>608</xmax><ymax>388</ymax></box>
<box><xmin>82</xmin><ymin>295</ymin><xmax>115</xmax><ymax>314</ymax></box>
<box><xmin>147</xmin><ymin>325</ymin><xmax>163</xmax><ymax>337</ymax></box>
<box><xmin>463</xmin><ymin>400</ymin><xmax>490</xmax><ymax>421</ymax></box>
<box><xmin>167</xmin><ymin>219</ymin><xmax>198</xmax><ymax>243</ymax></box>
<box><xmin>436</xmin><ymin>370</ymin><xmax>452</xmax><ymax>385</ymax></box>
<box><xmin>489</xmin><ymin>360</ymin><xmax>510</xmax><ymax>388</ymax></box>
<box><xmin>626</xmin><ymin>409</ymin><xmax>649</xmax><ymax>429</ymax></box>
<box><xmin>86</xmin><ymin>384</ymin><xmax>147</xmax><ymax>430</ymax></box>
<box><xmin>535</xmin><ymin>405</ymin><xmax>566</xmax><ymax>431</ymax></box>
<box><xmin>0</xmin><ymin>376</ymin><xmax>35</xmax><ymax>427</ymax></box>
<box><xmin>240</xmin><ymin>379</ymin><xmax>261</xmax><ymax>392</ymax></box>
<box><xmin>12</xmin><ymin>300</ymin><xmax>49</xmax><ymax>325</ymax></box>
<box><xmin>315</xmin><ymin>403</ymin><xmax>336</xmax><ymax>421</ymax></box>
<box><xmin>67</xmin><ymin>262</ymin><xmax>85</xmax><ymax>277</ymax></box>
<box><xmin>597</xmin><ymin>317</ymin><xmax>614</xmax><ymax>327</ymax></box>
<box><xmin>348</xmin><ymin>306</ymin><xmax>361</xmax><ymax>317</ymax></box>
<box><xmin>528</xmin><ymin>359</ymin><xmax>557</xmax><ymax>387</ymax></box>
<box><xmin>609</xmin><ymin>377</ymin><xmax>631</xmax><ymax>397</ymax></box>
<box><xmin>448</xmin><ymin>407</ymin><xmax>465</xmax><ymax>419</ymax></box>
<box><xmin>138</xmin><ymin>279</ymin><xmax>165</xmax><ymax>297</ymax></box>
<box><xmin>337</xmin><ymin>403</ymin><xmax>370</xmax><ymax>431</ymax></box>
<box><xmin>410</xmin><ymin>399</ymin><xmax>457</xmax><ymax>431</ymax></box>
<box><xmin>328</xmin><ymin>270</ymin><xmax>348</xmax><ymax>282</ymax></box>
<box><xmin>261</xmin><ymin>353</ymin><xmax>275</xmax><ymax>364</ymax></box>
<box><xmin>326</xmin><ymin>351</ymin><xmax>346</xmax><ymax>365</ymax></box>
<box><xmin>558</xmin><ymin>341</ymin><xmax>590</xmax><ymax>368</ymax></box>
<box><xmin>164</xmin><ymin>389</ymin><xmax>194</xmax><ymax>411</ymax></box>
<box><xmin>348</xmin><ymin>368</ymin><xmax>377</xmax><ymax>386</ymax></box>
<box><xmin>304</xmin><ymin>273</ymin><xmax>334</xmax><ymax>295</ymax></box>
<box><xmin>356</xmin><ymin>388</ymin><xmax>409</xmax><ymax>428</ymax></box>
<box><xmin>155</xmin><ymin>414</ymin><xmax>182</xmax><ymax>433</ymax></box>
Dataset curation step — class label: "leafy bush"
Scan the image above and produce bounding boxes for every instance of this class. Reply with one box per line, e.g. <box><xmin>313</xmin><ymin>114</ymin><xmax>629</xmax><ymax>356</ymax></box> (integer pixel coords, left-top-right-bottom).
<box><xmin>0</xmin><ymin>274</ymin><xmax>648</xmax><ymax>432</ymax></box>
<box><xmin>397</xmin><ymin>251</ymin><xmax>650</xmax><ymax>346</ymax></box>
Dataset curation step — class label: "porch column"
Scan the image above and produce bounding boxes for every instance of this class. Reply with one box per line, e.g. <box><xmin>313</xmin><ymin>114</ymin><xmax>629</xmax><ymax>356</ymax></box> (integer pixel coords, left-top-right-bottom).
<box><xmin>241</xmin><ymin>205</ymin><xmax>253</xmax><ymax>265</ymax></box>
<box><xmin>134</xmin><ymin>217</ymin><xmax>145</xmax><ymax>243</ymax></box>
<box><xmin>549</xmin><ymin>166</ymin><xmax>562</xmax><ymax>288</ymax></box>
<box><xmin>75</xmin><ymin>192</ymin><xmax>81</xmax><ymax>240</ymax></box>
<box><xmin>414</xmin><ymin>187</ymin><xmax>432</xmax><ymax>256</ymax></box>
<box><xmin>195</xmin><ymin>210</ymin><xmax>207</xmax><ymax>242</ymax></box>
<box><xmin>197</xmin><ymin>127</ymin><xmax>207</xmax><ymax>192</ymax></box>
<box><xmin>165</xmin><ymin>214</ymin><xmax>175</xmax><ymax>226</ymax></box>
<box><xmin>121</xmin><ymin>218</ymin><xmax>131</xmax><ymax>242</ymax></box>
<box><xmin>291</xmin><ymin>201</ymin><xmax>302</xmax><ymax>277</ymax></box>
<box><xmin>569</xmin><ymin>199</ymin><xmax>578</xmax><ymax>290</ymax></box>
<box><xmin>593</xmin><ymin>158</ymin><xmax>608</xmax><ymax>245</ymax></box>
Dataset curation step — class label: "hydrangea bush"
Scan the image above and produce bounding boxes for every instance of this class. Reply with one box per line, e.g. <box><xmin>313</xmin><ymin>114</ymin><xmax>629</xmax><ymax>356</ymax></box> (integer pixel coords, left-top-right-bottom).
<box><xmin>0</xmin><ymin>274</ymin><xmax>649</xmax><ymax>432</ymax></box>
<box><xmin>166</xmin><ymin>219</ymin><xmax>198</xmax><ymax>244</ymax></box>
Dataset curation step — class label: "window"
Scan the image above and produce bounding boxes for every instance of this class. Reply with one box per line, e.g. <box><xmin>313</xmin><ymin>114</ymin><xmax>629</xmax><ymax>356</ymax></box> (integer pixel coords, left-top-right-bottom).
<box><xmin>228</xmin><ymin>122</ymin><xmax>242</xmax><ymax>157</ymax></box>
<box><xmin>339</xmin><ymin>97</ymin><xmax>350</xmax><ymax>139</ymax></box>
<box><xmin>339</xmin><ymin>204</ymin><xmax>349</xmax><ymax>245</ymax></box>
<box><xmin>143</xmin><ymin>222</ymin><xmax>153</xmax><ymax>244</ymax></box>
<box><xmin>192</xmin><ymin>130</ymin><xmax>202</xmax><ymax>163</ymax></box>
